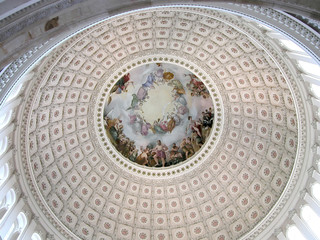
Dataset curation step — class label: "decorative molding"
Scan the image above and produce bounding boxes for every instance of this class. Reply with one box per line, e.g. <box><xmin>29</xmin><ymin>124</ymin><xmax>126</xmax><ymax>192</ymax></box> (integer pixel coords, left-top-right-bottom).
<box><xmin>0</xmin><ymin>3</ymin><xmax>318</xmax><ymax>240</ymax></box>
<box><xmin>0</xmin><ymin>0</ymin><xmax>87</xmax><ymax>42</ymax></box>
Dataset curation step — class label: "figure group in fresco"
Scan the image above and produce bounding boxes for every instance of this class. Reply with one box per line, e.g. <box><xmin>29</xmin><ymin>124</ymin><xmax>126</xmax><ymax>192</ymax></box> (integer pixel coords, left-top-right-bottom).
<box><xmin>108</xmin><ymin>73</ymin><xmax>132</xmax><ymax>104</ymax></box>
<box><xmin>104</xmin><ymin>107</ymin><xmax>214</xmax><ymax>167</ymax></box>
<box><xmin>104</xmin><ymin>63</ymin><xmax>214</xmax><ymax>167</ymax></box>
<box><xmin>186</xmin><ymin>74</ymin><xmax>210</xmax><ymax>99</ymax></box>
<box><xmin>108</xmin><ymin>64</ymin><xmax>193</xmax><ymax>137</ymax></box>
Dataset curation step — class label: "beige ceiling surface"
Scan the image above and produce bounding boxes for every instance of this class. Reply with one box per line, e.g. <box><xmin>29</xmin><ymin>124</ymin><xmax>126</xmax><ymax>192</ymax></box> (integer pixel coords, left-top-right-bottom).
<box><xmin>17</xmin><ymin>6</ymin><xmax>304</xmax><ymax>240</ymax></box>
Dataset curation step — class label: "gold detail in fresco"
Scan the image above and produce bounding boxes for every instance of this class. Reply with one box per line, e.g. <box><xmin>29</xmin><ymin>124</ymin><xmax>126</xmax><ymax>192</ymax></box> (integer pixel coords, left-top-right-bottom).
<box><xmin>104</xmin><ymin>63</ymin><xmax>214</xmax><ymax>167</ymax></box>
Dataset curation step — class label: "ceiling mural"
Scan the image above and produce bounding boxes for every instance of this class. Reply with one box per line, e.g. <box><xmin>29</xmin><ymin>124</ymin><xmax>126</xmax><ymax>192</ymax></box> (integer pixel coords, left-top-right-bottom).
<box><xmin>104</xmin><ymin>63</ymin><xmax>214</xmax><ymax>167</ymax></box>
<box><xmin>15</xmin><ymin>5</ymin><xmax>306</xmax><ymax>240</ymax></box>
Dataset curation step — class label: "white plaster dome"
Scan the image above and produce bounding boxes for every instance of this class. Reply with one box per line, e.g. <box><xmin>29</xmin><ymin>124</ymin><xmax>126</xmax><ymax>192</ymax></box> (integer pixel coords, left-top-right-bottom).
<box><xmin>3</xmin><ymin>4</ymin><xmax>315</xmax><ymax>240</ymax></box>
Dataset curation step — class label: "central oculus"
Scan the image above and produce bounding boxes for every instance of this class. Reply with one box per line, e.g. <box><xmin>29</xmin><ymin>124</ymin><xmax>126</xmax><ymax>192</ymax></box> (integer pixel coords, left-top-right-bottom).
<box><xmin>104</xmin><ymin>63</ymin><xmax>214</xmax><ymax>167</ymax></box>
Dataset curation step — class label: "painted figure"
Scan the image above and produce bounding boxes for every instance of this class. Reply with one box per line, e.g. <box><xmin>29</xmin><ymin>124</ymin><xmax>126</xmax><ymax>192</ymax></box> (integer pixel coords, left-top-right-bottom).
<box><xmin>137</xmin><ymin>87</ymin><xmax>148</xmax><ymax>101</ymax></box>
<box><xmin>142</xmin><ymin>73</ymin><xmax>156</xmax><ymax>89</ymax></box>
<box><xmin>152</xmin><ymin>140</ymin><xmax>168</xmax><ymax>167</ymax></box>
<box><xmin>167</xmin><ymin>117</ymin><xmax>176</xmax><ymax>133</ymax></box>
<box><xmin>127</xmin><ymin>94</ymin><xmax>139</xmax><ymax>110</ymax></box>
<box><xmin>180</xmin><ymin>138</ymin><xmax>195</xmax><ymax>159</ymax></box>
<box><xmin>136</xmin><ymin>146</ymin><xmax>149</xmax><ymax>166</ymax></box>
<box><xmin>169</xmin><ymin>143</ymin><xmax>183</xmax><ymax>161</ymax></box>
<box><xmin>108</xmin><ymin>73</ymin><xmax>131</xmax><ymax>104</ymax></box>
<box><xmin>104</xmin><ymin>63</ymin><xmax>215</xmax><ymax>168</ymax></box>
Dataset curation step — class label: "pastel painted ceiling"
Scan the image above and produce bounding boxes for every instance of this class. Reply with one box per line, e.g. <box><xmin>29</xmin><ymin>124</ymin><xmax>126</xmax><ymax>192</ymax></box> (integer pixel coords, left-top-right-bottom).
<box><xmin>10</xmin><ymin>5</ymin><xmax>309</xmax><ymax>240</ymax></box>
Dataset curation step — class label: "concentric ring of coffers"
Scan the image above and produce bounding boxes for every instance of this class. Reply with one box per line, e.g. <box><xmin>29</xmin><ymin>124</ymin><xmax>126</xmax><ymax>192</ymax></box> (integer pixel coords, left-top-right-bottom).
<box><xmin>20</xmin><ymin>6</ymin><xmax>301</xmax><ymax>240</ymax></box>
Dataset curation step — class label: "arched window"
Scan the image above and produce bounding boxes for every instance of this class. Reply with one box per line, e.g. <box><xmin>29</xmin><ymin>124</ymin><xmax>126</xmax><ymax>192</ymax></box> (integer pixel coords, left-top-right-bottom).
<box><xmin>0</xmin><ymin>189</ymin><xmax>16</xmax><ymax>222</ymax></box>
<box><xmin>286</xmin><ymin>225</ymin><xmax>307</xmax><ymax>240</ymax></box>
<box><xmin>311</xmin><ymin>182</ymin><xmax>320</xmax><ymax>202</ymax></box>
<box><xmin>278</xmin><ymin>39</ymin><xmax>304</xmax><ymax>53</ymax></box>
<box><xmin>300</xmin><ymin>205</ymin><xmax>320</xmax><ymax>238</ymax></box>
<box><xmin>0</xmin><ymin>163</ymin><xmax>9</xmax><ymax>188</ymax></box>
<box><xmin>298</xmin><ymin>61</ymin><xmax>320</xmax><ymax>77</ymax></box>
<box><xmin>4</xmin><ymin>223</ymin><xmax>15</xmax><ymax>240</ymax></box>
<box><xmin>0</xmin><ymin>136</ymin><xmax>8</xmax><ymax>157</ymax></box>
<box><xmin>3</xmin><ymin>212</ymin><xmax>27</xmax><ymax>240</ymax></box>
<box><xmin>10</xmin><ymin>231</ymin><xmax>20</xmax><ymax>240</ymax></box>
<box><xmin>311</xmin><ymin>85</ymin><xmax>320</xmax><ymax>99</ymax></box>
<box><xmin>5</xmin><ymin>82</ymin><xmax>23</xmax><ymax>104</ymax></box>
<box><xmin>0</xmin><ymin>109</ymin><xmax>13</xmax><ymax>131</ymax></box>
<box><xmin>31</xmin><ymin>232</ymin><xmax>42</xmax><ymax>240</ymax></box>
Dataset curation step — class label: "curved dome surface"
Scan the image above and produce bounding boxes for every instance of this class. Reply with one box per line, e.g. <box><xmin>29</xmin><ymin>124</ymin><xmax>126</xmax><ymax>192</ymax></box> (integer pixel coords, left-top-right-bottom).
<box><xmin>3</xmin><ymin>2</ymin><xmax>320</xmax><ymax>240</ymax></box>
<box><xmin>104</xmin><ymin>62</ymin><xmax>215</xmax><ymax>168</ymax></box>
<box><xmin>13</xmin><ymin>6</ymin><xmax>307</xmax><ymax>240</ymax></box>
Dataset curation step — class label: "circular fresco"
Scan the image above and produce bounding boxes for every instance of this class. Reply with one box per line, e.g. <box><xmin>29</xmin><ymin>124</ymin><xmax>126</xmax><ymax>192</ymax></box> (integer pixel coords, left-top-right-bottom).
<box><xmin>104</xmin><ymin>63</ymin><xmax>214</xmax><ymax>167</ymax></box>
